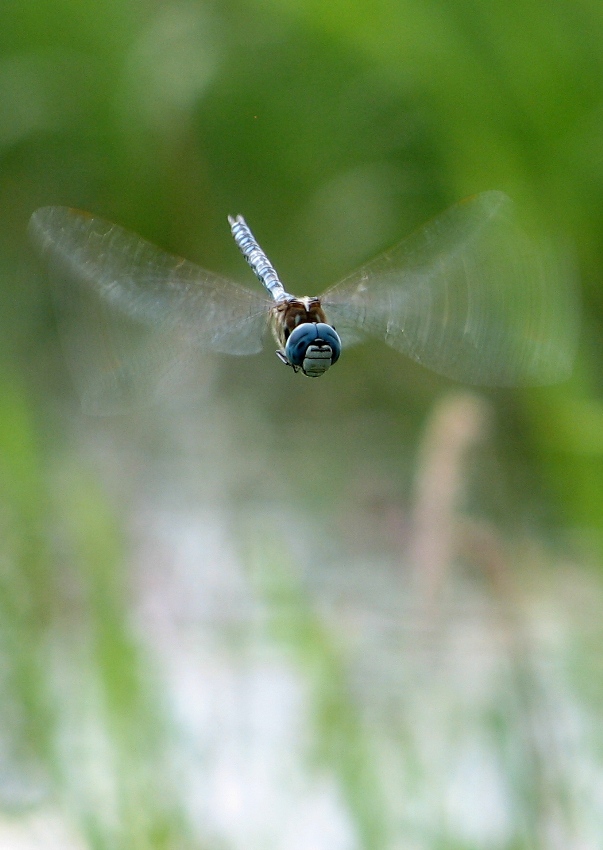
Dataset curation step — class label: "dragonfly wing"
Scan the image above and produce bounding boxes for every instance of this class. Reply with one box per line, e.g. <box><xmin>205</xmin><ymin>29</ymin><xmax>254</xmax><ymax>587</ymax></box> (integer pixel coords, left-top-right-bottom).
<box><xmin>321</xmin><ymin>192</ymin><xmax>578</xmax><ymax>386</ymax></box>
<box><xmin>29</xmin><ymin>207</ymin><xmax>270</xmax><ymax>413</ymax></box>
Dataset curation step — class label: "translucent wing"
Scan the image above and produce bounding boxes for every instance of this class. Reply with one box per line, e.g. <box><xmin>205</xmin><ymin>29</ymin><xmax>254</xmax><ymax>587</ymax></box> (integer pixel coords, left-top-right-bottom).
<box><xmin>321</xmin><ymin>192</ymin><xmax>578</xmax><ymax>386</ymax></box>
<box><xmin>29</xmin><ymin>207</ymin><xmax>271</xmax><ymax>413</ymax></box>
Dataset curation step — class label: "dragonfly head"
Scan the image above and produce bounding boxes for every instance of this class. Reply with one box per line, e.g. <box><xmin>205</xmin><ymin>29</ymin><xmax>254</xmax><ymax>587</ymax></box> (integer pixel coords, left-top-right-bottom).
<box><xmin>284</xmin><ymin>322</ymin><xmax>341</xmax><ymax>377</ymax></box>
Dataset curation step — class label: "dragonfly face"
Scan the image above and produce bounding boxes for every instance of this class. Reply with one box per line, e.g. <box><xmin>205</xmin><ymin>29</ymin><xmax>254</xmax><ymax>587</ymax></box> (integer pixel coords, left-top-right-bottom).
<box><xmin>283</xmin><ymin>321</ymin><xmax>342</xmax><ymax>376</ymax></box>
<box><xmin>270</xmin><ymin>296</ymin><xmax>342</xmax><ymax>376</ymax></box>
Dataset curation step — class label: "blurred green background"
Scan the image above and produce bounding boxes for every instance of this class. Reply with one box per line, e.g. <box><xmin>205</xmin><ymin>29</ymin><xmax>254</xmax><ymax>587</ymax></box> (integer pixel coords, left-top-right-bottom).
<box><xmin>1</xmin><ymin>0</ymin><xmax>603</xmax><ymax>848</ymax></box>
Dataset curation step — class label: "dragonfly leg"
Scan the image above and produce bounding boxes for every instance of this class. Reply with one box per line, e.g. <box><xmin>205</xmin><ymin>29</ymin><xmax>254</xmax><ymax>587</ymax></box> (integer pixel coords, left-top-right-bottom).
<box><xmin>275</xmin><ymin>349</ymin><xmax>300</xmax><ymax>372</ymax></box>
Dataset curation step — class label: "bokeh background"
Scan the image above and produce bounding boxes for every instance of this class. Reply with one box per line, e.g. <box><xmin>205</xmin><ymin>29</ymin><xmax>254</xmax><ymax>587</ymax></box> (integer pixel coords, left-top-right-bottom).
<box><xmin>1</xmin><ymin>1</ymin><xmax>603</xmax><ymax>848</ymax></box>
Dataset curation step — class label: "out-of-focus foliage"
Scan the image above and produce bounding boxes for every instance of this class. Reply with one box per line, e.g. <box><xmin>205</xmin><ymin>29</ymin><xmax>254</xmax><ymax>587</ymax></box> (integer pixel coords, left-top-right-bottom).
<box><xmin>1</xmin><ymin>0</ymin><xmax>603</xmax><ymax>848</ymax></box>
<box><xmin>4</xmin><ymin>0</ymin><xmax>603</xmax><ymax>528</ymax></box>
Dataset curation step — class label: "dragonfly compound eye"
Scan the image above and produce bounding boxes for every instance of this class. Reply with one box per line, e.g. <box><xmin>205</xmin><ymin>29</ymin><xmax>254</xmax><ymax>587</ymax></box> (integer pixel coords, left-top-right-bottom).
<box><xmin>285</xmin><ymin>322</ymin><xmax>341</xmax><ymax>377</ymax></box>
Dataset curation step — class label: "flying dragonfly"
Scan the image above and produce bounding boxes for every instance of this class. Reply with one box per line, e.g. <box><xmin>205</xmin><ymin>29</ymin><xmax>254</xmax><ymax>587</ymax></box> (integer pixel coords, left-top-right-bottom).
<box><xmin>28</xmin><ymin>192</ymin><xmax>577</xmax><ymax>414</ymax></box>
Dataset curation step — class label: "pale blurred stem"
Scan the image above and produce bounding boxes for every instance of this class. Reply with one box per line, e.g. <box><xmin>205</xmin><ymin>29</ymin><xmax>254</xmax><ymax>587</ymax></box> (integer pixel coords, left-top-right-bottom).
<box><xmin>410</xmin><ymin>392</ymin><xmax>491</xmax><ymax>602</ymax></box>
<box><xmin>411</xmin><ymin>393</ymin><xmax>571</xmax><ymax>841</ymax></box>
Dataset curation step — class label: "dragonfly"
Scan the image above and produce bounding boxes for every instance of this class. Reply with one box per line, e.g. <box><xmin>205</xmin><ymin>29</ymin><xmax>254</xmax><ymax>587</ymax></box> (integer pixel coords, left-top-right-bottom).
<box><xmin>28</xmin><ymin>191</ymin><xmax>577</xmax><ymax>414</ymax></box>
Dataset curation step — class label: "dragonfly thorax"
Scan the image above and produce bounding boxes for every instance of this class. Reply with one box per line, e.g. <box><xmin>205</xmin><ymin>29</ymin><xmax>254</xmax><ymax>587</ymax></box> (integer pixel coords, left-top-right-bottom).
<box><xmin>270</xmin><ymin>296</ymin><xmax>326</xmax><ymax>347</ymax></box>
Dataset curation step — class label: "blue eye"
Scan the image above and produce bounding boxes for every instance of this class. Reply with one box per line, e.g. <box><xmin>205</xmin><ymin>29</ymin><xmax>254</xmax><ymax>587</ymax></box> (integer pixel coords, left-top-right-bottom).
<box><xmin>285</xmin><ymin>323</ymin><xmax>341</xmax><ymax>368</ymax></box>
<box><xmin>316</xmin><ymin>323</ymin><xmax>341</xmax><ymax>364</ymax></box>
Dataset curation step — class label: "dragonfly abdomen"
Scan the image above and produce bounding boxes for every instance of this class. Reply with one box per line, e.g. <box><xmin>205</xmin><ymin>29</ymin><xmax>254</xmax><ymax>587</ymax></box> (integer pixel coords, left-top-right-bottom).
<box><xmin>228</xmin><ymin>214</ymin><xmax>291</xmax><ymax>302</ymax></box>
